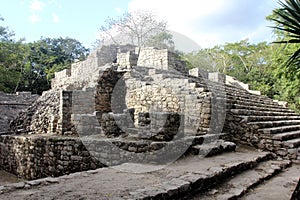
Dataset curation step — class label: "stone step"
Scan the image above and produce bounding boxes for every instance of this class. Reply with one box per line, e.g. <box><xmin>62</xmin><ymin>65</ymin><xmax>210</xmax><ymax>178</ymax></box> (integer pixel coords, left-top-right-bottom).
<box><xmin>196</xmin><ymin>77</ymin><xmax>277</xmax><ymax>110</ymax></box>
<box><xmin>248</xmin><ymin>120</ymin><xmax>300</xmax><ymax>129</ymax></box>
<box><xmin>125</xmin><ymin>150</ymin><xmax>275</xmax><ymax>200</ymax></box>
<box><xmin>154</xmin><ymin>78</ymin><xmax>199</xmax><ymax>95</ymax></box>
<box><xmin>227</xmin><ymin>99</ymin><xmax>286</xmax><ymax>110</ymax></box>
<box><xmin>272</xmin><ymin>130</ymin><xmax>300</xmax><ymax>141</ymax></box>
<box><xmin>227</xmin><ymin>95</ymin><xmax>281</xmax><ymax>107</ymax></box>
<box><xmin>242</xmin><ymin>164</ymin><xmax>300</xmax><ymax>200</ymax></box>
<box><xmin>227</xmin><ymin>99</ymin><xmax>282</xmax><ymax>111</ymax></box>
<box><xmin>190</xmin><ymin>140</ymin><xmax>236</xmax><ymax>157</ymax></box>
<box><xmin>240</xmin><ymin>115</ymin><xmax>300</xmax><ymax>123</ymax></box>
<box><xmin>226</xmin><ymin>87</ymin><xmax>254</xmax><ymax>95</ymax></box>
<box><xmin>259</xmin><ymin>125</ymin><xmax>300</xmax><ymax>134</ymax></box>
<box><xmin>151</xmin><ymin>73</ymin><xmax>186</xmax><ymax>80</ymax></box>
<box><xmin>183</xmin><ymin>133</ymin><xmax>227</xmax><ymax>145</ymax></box>
<box><xmin>107</xmin><ymin>133</ymin><xmax>228</xmax><ymax>153</ymax></box>
<box><xmin>224</xmin><ymin>86</ymin><xmax>265</xmax><ymax>99</ymax></box>
<box><xmin>225</xmin><ymin>89</ymin><xmax>263</xmax><ymax>99</ymax></box>
<box><xmin>231</xmin><ymin>104</ymin><xmax>295</xmax><ymax>114</ymax></box>
<box><xmin>226</xmin><ymin>91</ymin><xmax>270</xmax><ymax>101</ymax></box>
<box><xmin>192</xmin><ymin>160</ymin><xmax>291</xmax><ymax>200</ymax></box>
<box><xmin>283</xmin><ymin>138</ymin><xmax>300</xmax><ymax>148</ymax></box>
<box><xmin>231</xmin><ymin>109</ymin><xmax>299</xmax><ymax>117</ymax></box>
<box><xmin>224</xmin><ymin>88</ymin><xmax>275</xmax><ymax>100</ymax></box>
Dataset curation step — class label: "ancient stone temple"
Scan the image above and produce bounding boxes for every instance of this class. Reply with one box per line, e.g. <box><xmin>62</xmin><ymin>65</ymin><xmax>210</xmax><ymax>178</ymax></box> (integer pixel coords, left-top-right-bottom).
<box><xmin>0</xmin><ymin>45</ymin><xmax>299</xmax><ymax>199</ymax></box>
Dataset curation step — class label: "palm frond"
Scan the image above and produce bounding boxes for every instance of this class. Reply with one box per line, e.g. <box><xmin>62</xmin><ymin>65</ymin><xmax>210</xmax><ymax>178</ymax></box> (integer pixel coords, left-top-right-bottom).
<box><xmin>271</xmin><ymin>0</ymin><xmax>300</xmax><ymax>67</ymax></box>
<box><xmin>286</xmin><ymin>47</ymin><xmax>300</xmax><ymax>67</ymax></box>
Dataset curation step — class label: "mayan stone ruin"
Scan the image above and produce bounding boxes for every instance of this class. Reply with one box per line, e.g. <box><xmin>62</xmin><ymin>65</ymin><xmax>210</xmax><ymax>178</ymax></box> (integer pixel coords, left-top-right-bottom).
<box><xmin>0</xmin><ymin>45</ymin><xmax>299</xmax><ymax>199</ymax></box>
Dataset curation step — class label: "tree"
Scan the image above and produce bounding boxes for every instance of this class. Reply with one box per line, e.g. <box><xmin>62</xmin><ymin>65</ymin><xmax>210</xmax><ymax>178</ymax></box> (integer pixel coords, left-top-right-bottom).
<box><xmin>17</xmin><ymin>37</ymin><xmax>89</xmax><ymax>93</ymax></box>
<box><xmin>268</xmin><ymin>0</ymin><xmax>300</xmax><ymax>110</ymax></box>
<box><xmin>269</xmin><ymin>0</ymin><xmax>300</xmax><ymax>67</ymax></box>
<box><xmin>183</xmin><ymin>40</ymin><xmax>279</xmax><ymax>98</ymax></box>
<box><xmin>99</xmin><ymin>10</ymin><xmax>174</xmax><ymax>49</ymax></box>
<box><xmin>145</xmin><ymin>32</ymin><xmax>175</xmax><ymax>50</ymax></box>
<box><xmin>0</xmin><ymin>21</ymin><xmax>90</xmax><ymax>94</ymax></box>
<box><xmin>0</xmin><ymin>17</ymin><xmax>28</xmax><ymax>93</ymax></box>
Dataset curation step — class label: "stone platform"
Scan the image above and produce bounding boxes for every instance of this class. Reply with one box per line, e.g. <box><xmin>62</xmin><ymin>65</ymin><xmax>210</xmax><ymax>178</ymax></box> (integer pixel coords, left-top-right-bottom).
<box><xmin>0</xmin><ymin>146</ymin><xmax>297</xmax><ymax>200</ymax></box>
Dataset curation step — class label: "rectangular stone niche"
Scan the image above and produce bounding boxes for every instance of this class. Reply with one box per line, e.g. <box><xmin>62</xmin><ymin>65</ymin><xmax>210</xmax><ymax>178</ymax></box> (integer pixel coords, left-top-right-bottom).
<box><xmin>138</xmin><ymin>112</ymin><xmax>183</xmax><ymax>141</ymax></box>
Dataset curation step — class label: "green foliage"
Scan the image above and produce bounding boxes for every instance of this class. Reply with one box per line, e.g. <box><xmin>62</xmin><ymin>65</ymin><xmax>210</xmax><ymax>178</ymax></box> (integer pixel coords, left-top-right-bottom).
<box><xmin>269</xmin><ymin>0</ymin><xmax>300</xmax><ymax>68</ymax></box>
<box><xmin>26</xmin><ymin>37</ymin><xmax>89</xmax><ymax>81</ymax></box>
<box><xmin>183</xmin><ymin>40</ymin><xmax>278</xmax><ymax>97</ymax></box>
<box><xmin>0</xmin><ymin>17</ymin><xmax>89</xmax><ymax>94</ymax></box>
<box><xmin>267</xmin><ymin>0</ymin><xmax>300</xmax><ymax>110</ymax></box>
<box><xmin>0</xmin><ymin>18</ymin><xmax>28</xmax><ymax>93</ymax></box>
<box><xmin>180</xmin><ymin>1</ymin><xmax>300</xmax><ymax>111</ymax></box>
<box><xmin>0</xmin><ymin>66</ymin><xmax>21</xmax><ymax>93</ymax></box>
<box><xmin>183</xmin><ymin>38</ymin><xmax>300</xmax><ymax>111</ymax></box>
<box><xmin>145</xmin><ymin>32</ymin><xmax>175</xmax><ymax>51</ymax></box>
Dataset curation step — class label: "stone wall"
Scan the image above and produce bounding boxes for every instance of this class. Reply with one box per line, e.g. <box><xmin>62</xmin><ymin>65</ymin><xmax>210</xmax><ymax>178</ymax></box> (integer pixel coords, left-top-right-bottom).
<box><xmin>57</xmin><ymin>66</ymin><xmax>128</xmax><ymax>136</ymax></box>
<box><xmin>0</xmin><ymin>130</ymin><xmax>192</xmax><ymax>180</ymax></box>
<box><xmin>117</xmin><ymin>50</ymin><xmax>138</xmax><ymax>69</ymax></box>
<box><xmin>189</xmin><ymin>68</ymin><xmax>208</xmax><ymax>79</ymax></box>
<box><xmin>95</xmin><ymin>67</ymin><xmax>126</xmax><ymax>113</ymax></box>
<box><xmin>143</xmin><ymin>112</ymin><xmax>182</xmax><ymax>141</ymax></box>
<box><xmin>10</xmin><ymin>65</ymin><xmax>128</xmax><ymax>136</ymax></box>
<box><xmin>224</xmin><ymin>113</ymin><xmax>300</xmax><ymax>160</ymax></box>
<box><xmin>51</xmin><ymin>45</ymin><xmax>135</xmax><ymax>90</ymax></box>
<box><xmin>136</xmin><ymin>47</ymin><xmax>188</xmax><ymax>74</ymax></box>
<box><xmin>0</xmin><ymin>135</ymin><xmax>104</xmax><ymax>180</ymax></box>
<box><xmin>9</xmin><ymin>91</ymin><xmax>60</xmax><ymax>135</ymax></box>
<box><xmin>126</xmin><ymin>84</ymin><xmax>181</xmax><ymax>124</ymax></box>
<box><xmin>57</xmin><ymin>89</ymin><xmax>97</xmax><ymax>135</ymax></box>
<box><xmin>124</xmin><ymin>68</ymin><xmax>213</xmax><ymax>134</ymax></box>
<box><xmin>51</xmin><ymin>46</ymin><xmax>188</xmax><ymax>91</ymax></box>
<box><xmin>0</xmin><ymin>92</ymin><xmax>38</xmax><ymax>134</ymax></box>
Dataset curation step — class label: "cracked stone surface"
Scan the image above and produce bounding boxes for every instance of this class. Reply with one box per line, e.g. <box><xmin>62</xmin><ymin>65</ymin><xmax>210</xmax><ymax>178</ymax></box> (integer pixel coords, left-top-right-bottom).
<box><xmin>0</xmin><ymin>146</ymin><xmax>285</xmax><ymax>200</ymax></box>
<box><xmin>241</xmin><ymin>164</ymin><xmax>300</xmax><ymax>200</ymax></box>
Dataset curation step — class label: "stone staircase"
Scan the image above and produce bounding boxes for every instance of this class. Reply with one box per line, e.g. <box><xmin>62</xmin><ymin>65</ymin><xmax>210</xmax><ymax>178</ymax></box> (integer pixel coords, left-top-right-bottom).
<box><xmin>222</xmin><ymin>82</ymin><xmax>300</xmax><ymax>160</ymax></box>
<box><xmin>128</xmin><ymin>66</ymin><xmax>298</xmax><ymax>163</ymax></box>
<box><xmin>121</xmin><ymin>146</ymin><xmax>292</xmax><ymax>200</ymax></box>
<box><xmin>126</xmin><ymin>66</ymin><xmax>300</xmax><ymax>160</ymax></box>
<box><xmin>191</xmin><ymin>157</ymin><xmax>291</xmax><ymax>200</ymax></box>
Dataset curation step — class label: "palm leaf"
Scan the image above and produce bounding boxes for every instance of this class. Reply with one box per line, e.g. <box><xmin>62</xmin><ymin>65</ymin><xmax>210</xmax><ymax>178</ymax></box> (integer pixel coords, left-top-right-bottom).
<box><xmin>271</xmin><ymin>0</ymin><xmax>300</xmax><ymax>67</ymax></box>
<box><xmin>286</xmin><ymin>48</ymin><xmax>300</xmax><ymax>67</ymax></box>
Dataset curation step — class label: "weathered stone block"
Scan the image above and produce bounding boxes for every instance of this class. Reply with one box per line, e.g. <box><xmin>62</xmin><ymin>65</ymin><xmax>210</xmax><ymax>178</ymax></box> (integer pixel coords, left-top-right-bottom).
<box><xmin>208</xmin><ymin>72</ymin><xmax>226</xmax><ymax>83</ymax></box>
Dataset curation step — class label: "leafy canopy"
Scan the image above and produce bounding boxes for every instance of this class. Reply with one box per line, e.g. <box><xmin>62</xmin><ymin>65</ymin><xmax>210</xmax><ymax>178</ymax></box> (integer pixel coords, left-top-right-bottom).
<box><xmin>0</xmin><ymin>16</ymin><xmax>89</xmax><ymax>94</ymax></box>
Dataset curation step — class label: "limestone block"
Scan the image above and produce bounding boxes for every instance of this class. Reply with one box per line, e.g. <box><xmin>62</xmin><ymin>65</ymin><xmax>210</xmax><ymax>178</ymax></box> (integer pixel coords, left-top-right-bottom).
<box><xmin>189</xmin><ymin>68</ymin><xmax>208</xmax><ymax>79</ymax></box>
<box><xmin>208</xmin><ymin>72</ymin><xmax>226</xmax><ymax>83</ymax></box>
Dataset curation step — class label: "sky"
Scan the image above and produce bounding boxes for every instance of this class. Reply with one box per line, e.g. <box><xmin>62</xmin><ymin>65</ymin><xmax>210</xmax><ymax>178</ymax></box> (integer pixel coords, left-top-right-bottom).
<box><xmin>1</xmin><ymin>0</ymin><xmax>279</xmax><ymax>52</ymax></box>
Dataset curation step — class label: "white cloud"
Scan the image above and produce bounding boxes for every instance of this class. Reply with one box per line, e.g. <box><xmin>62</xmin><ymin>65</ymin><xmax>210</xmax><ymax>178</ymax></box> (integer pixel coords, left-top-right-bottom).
<box><xmin>29</xmin><ymin>13</ymin><xmax>42</xmax><ymax>23</ymax></box>
<box><xmin>29</xmin><ymin>0</ymin><xmax>45</xmax><ymax>11</ymax></box>
<box><xmin>115</xmin><ymin>7</ymin><xmax>123</xmax><ymax>14</ymax></box>
<box><xmin>128</xmin><ymin>0</ymin><xmax>278</xmax><ymax>49</ymax></box>
<box><xmin>48</xmin><ymin>0</ymin><xmax>62</xmax><ymax>9</ymax></box>
<box><xmin>20</xmin><ymin>0</ymin><xmax>25</xmax><ymax>6</ymax></box>
<box><xmin>52</xmin><ymin>13</ymin><xmax>60</xmax><ymax>23</ymax></box>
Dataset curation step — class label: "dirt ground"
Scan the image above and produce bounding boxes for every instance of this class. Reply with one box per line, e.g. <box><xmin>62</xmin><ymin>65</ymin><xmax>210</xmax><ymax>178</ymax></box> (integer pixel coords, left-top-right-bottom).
<box><xmin>0</xmin><ymin>170</ymin><xmax>24</xmax><ymax>186</ymax></box>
